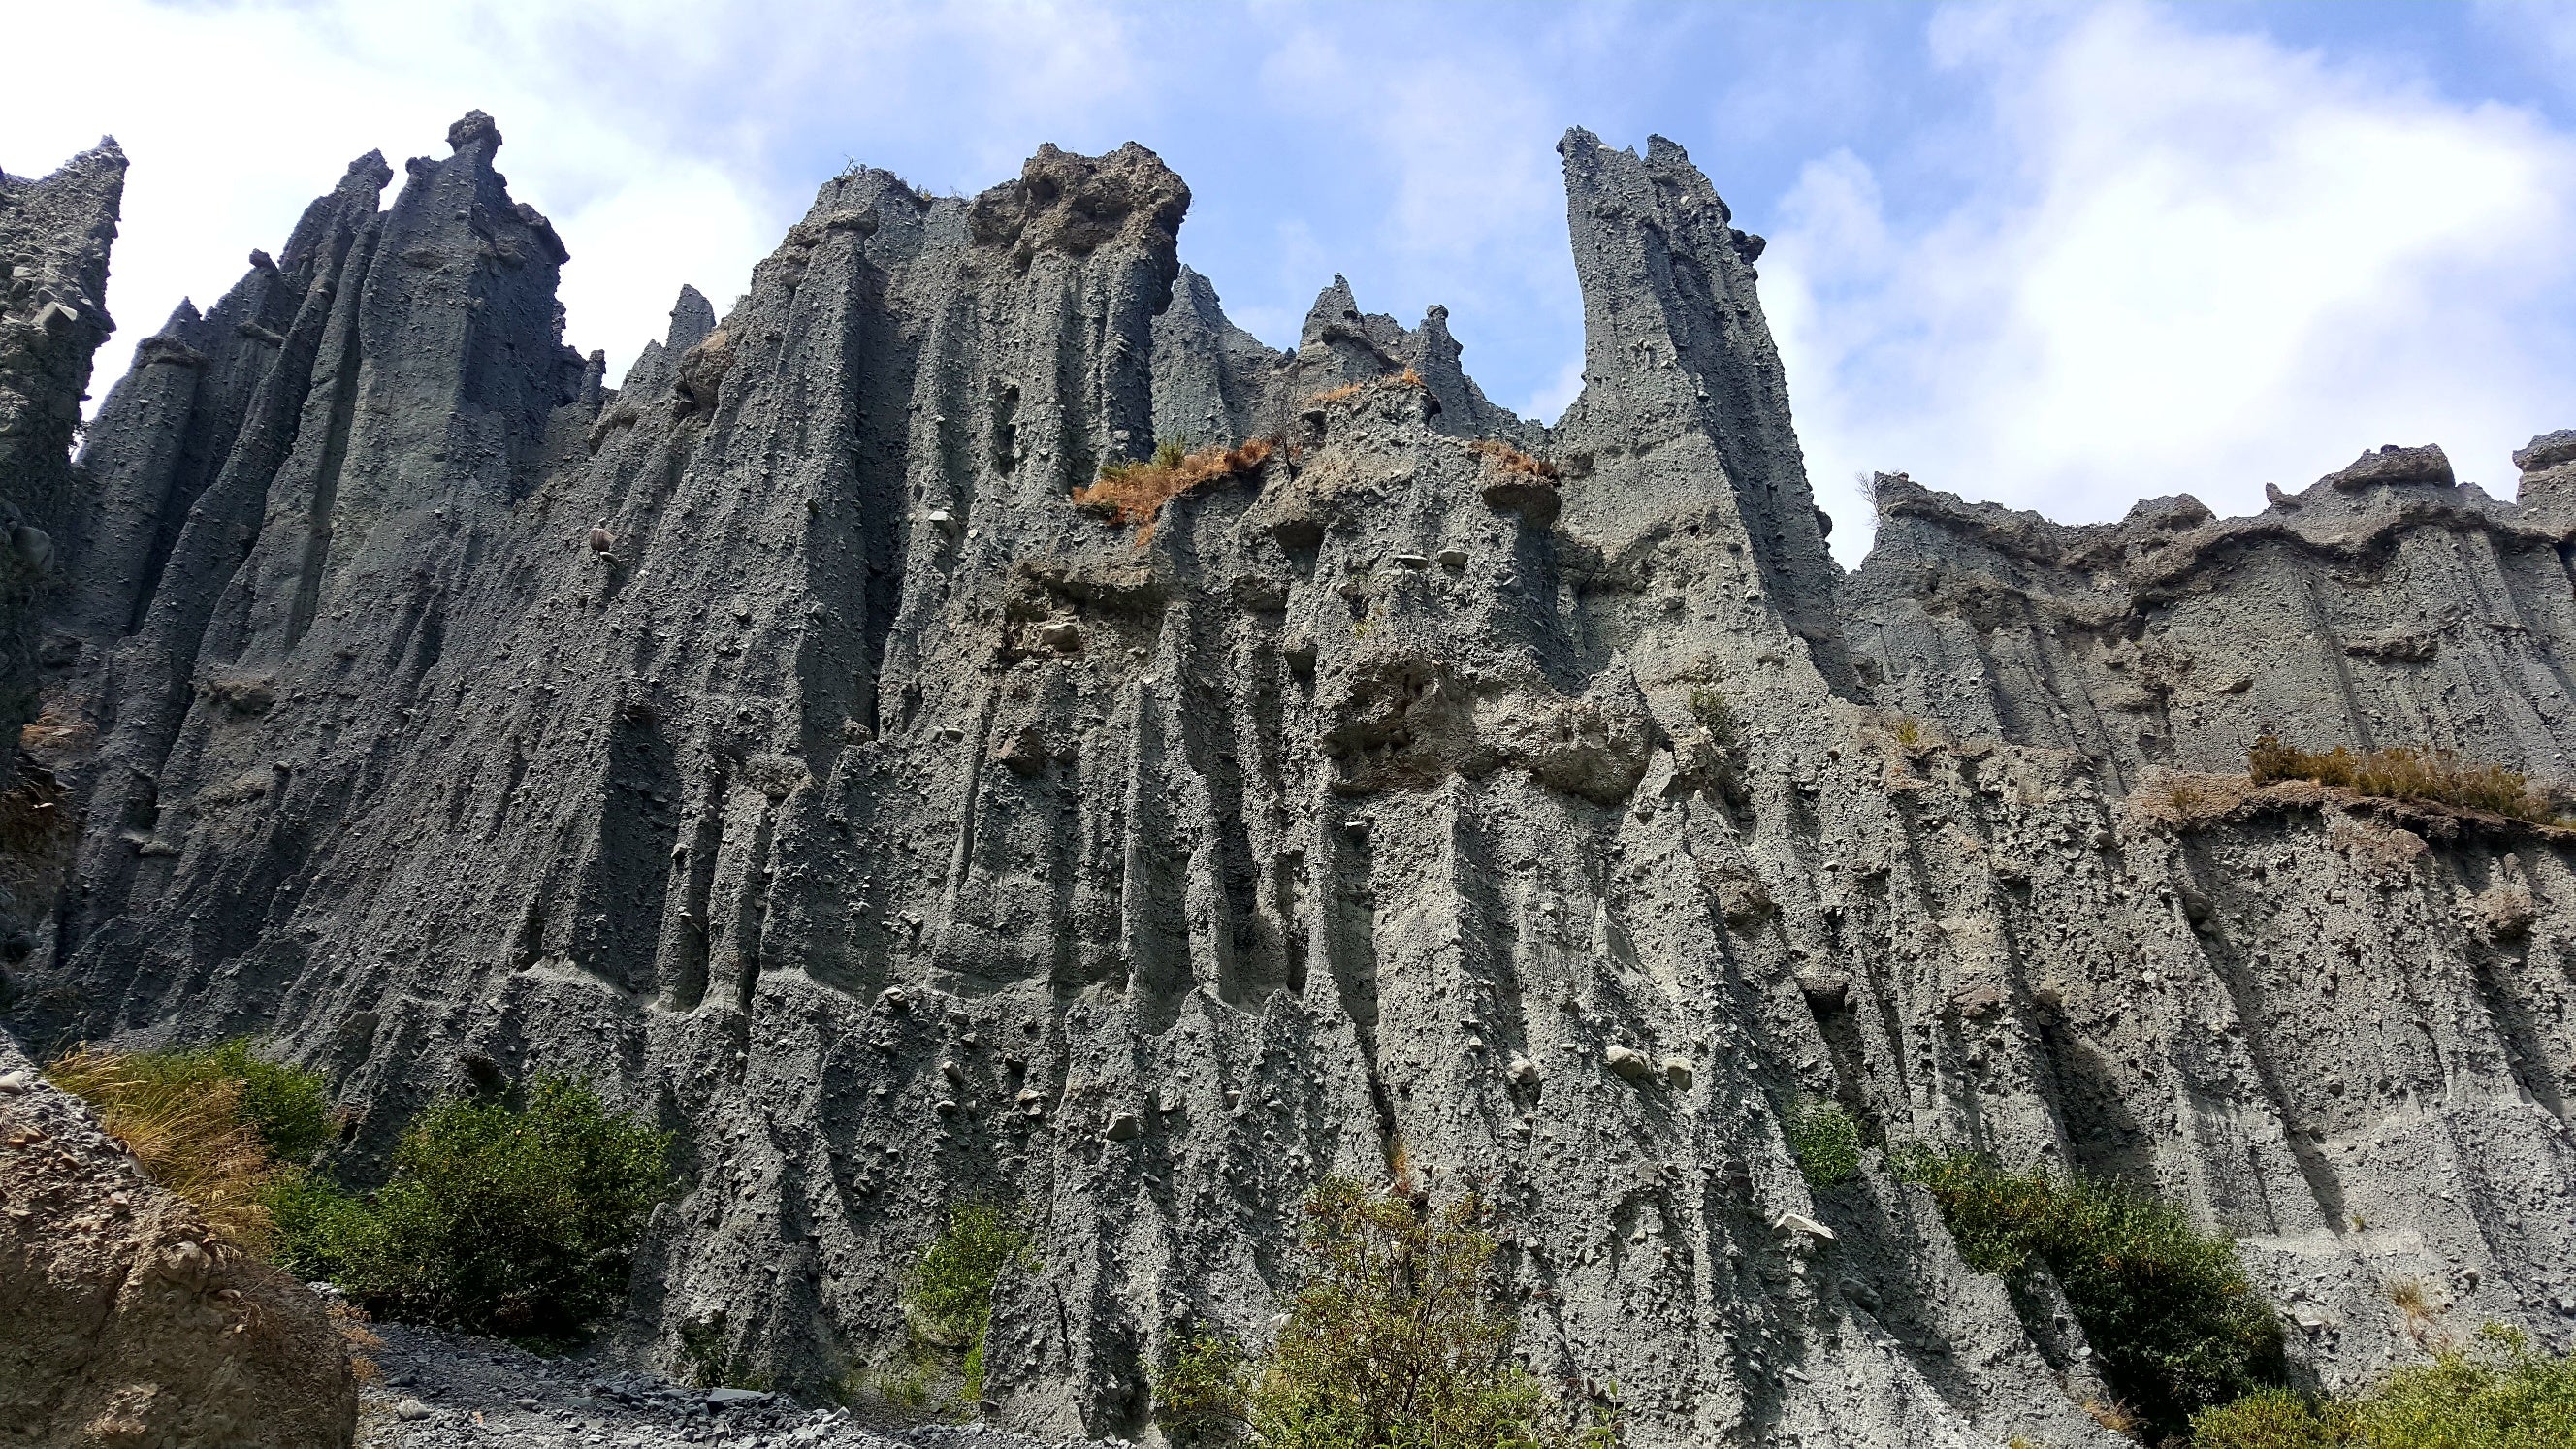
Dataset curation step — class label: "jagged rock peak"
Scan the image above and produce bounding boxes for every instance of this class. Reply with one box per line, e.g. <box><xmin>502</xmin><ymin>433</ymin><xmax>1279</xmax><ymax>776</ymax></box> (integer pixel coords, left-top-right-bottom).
<box><xmin>967</xmin><ymin>140</ymin><xmax>1188</xmax><ymax>274</ymax></box>
<box><xmin>447</xmin><ymin>108</ymin><xmax>503</xmax><ymax>153</ymax></box>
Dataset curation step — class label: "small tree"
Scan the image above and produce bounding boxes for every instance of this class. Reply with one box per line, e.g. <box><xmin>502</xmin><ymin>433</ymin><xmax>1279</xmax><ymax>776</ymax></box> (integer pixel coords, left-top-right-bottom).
<box><xmin>1239</xmin><ymin>1175</ymin><xmax>1609</xmax><ymax>1449</ymax></box>
<box><xmin>902</xmin><ymin>1202</ymin><xmax>1035</xmax><ymax>1400</ymax></box>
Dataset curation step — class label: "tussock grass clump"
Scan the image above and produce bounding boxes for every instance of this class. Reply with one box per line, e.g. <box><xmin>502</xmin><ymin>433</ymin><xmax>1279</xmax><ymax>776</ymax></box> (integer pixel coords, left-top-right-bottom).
<box><xmin>2190</xmin><ymin>1324</ymin><xmax>2576</xmax><ymax>1448</ymax></box>
<box><xmin>1466</xmin><ymin>436</ymin><xmax>1562</xmax><ymax>482</ymax></box>
<box><xmin>2248</xmin><ymin>736</ymin><xmax>2560</xmax><ymax>822</ymax></box>
<box><xmin>902</xmin><ymin>1202</ymin><xmax>1035</xmax><ymax>1401</ymax></box>
<box><xmin>1895</xmin><ymin>1147</ymin><xmax>2284</xmax><ymax>1439</ymax></box>
<box><xmin>47</xmin><ymin>1045</ymin><xmax>294</xmax><ymax>1252</ymax></box>
<box><xmin>1073</xmin><ymin>436</ymin><xmax>1274</xmax><ymax>543</ymax></box>
<box><xmin>1160</xmin><ymin>1175</ymin><xmax>1613</xmax><ymax>1448</ymax></box>
<box><xmin>276</xmin><ymin>1076</ymin><xmax>671</xmax><ymax>1340</ymax></box>
<box><xmin>1786</xmin><ymin>1095</ymin><xmax>1862</xmax><ymax>1189</ymax></box>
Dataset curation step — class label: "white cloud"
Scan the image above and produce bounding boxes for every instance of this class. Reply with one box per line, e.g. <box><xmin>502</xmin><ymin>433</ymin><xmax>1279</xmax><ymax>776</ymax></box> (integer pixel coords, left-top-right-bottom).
<box><xmin>3</xmin><ymin>0</ymin><xmax>1146</xmax><ymax>403</ymax></box>
<box><xmin>1769</xmin><ymin>1</ymin><xmax>2576</xmax><ymax>564</ymax></box>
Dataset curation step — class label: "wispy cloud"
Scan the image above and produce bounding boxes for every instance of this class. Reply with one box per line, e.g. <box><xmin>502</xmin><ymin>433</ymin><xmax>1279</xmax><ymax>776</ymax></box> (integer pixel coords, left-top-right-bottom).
<box><xmin>1769</xmin><ymin>1</ymin><xmax>2576</xmax><ymax>561</ymax></box>
<box><xmin>16</xmin><ymin>0</ymin><xmax>2576</xmax><ymax>566</ymax></box>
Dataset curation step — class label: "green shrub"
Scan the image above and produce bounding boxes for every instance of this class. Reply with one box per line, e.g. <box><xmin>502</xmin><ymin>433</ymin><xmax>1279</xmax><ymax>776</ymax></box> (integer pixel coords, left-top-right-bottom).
<box><xmin>1152</xmin><ymin>1331</ymin><xmax>1253</xmax><ymax>1443</ymax></box>
<box><xmin>1245</xmin><ymin>1175</ymin><xmax>1612</xmax><ymax>1449</ymax></box>
<box><xmin>1785</xmin><ymin>1095</ymin><xmax>1861</xmax><ymax>1189</ymax></box>
<box><xmin>903</xmin><ymin>1202</ymin><xmax>1035</xmax><ymax>1401</ymax></box>
<box><xmin>1895</xmin><ymin>1147</ymin><xmax>2283</xmax><ymax>1439</ymax></box>
<box><xmin>2191</xmin><ymin>1325</ymin><xmax>2576</xmax><ymax>1447</ymax></box>
<box><xmin>277</xmin><ymin>1075</ymin><xmax>671</xmax><ymax>1339</ymax></box>
<box><xmin>1687</xmin><ymin>687</ymin><xmax>1739</xmax><ymax>748</ymax></box>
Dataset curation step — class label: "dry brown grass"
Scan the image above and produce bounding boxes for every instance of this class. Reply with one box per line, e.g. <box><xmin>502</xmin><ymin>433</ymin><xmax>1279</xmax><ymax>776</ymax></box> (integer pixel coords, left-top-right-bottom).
<box><xmin>19</xmin><ymin>705</ymin><xmax>96</xmax><ymax>755</ymax></box>
<box><xmin>0</xmin><ymin>764</ymin><xmax>73</xmax><ymax>911</ymax></box>
<box><xmin>46</xmin><ymin>1046</ymin><xmax>282</xmax><ymax>1254</ymax></box>
<box><xmin>2082</xmin><ymin>1399</ymin><xmax>2139</xmax><ymax>1435</ymax></box>
<box><xmin>2249</xmin><ymin>735</ymin><xmax>2561</xmax><ymax>823</ymax></box>
<box><xmin>329</xmin><ymin>1299</ymin><xmax>385</xmax><ymax>1383</ymax></box>
<box><xmin>1465</xmin><ymin>436</ymin><xmax>1562</xmax><ymax>482</ymax></box>
<box><xmin>1306</xmin><ymin>382</ymin><xmax>1365</xmax><ymax>406</ymax></box>
<box><xmin>2386</xmin><ymin>1276</ymin><xmax>2448</xmax><ymax>1345</ymax></box>
<box><xmin>2133</xmin><ymin>770</ymin><xmax>2257</xmax><ymax>828</ymax></box>
<box><xmin>1384</xmin><ymin>1132</ymin><xmax>1419</xmax><ymax>1196</ymax></box>
<box><xmin>1072</xmin><ymin>436</ymin><xmax>1274</xmax><ymax>545</ymax></box>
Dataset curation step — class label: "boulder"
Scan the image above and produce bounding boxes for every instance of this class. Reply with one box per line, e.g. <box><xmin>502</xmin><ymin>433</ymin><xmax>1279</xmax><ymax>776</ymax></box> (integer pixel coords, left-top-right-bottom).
<box><xmin>0</xmin><ymin>1032</ymin><xmax>358</xmax><ymax>1447</ymax></box>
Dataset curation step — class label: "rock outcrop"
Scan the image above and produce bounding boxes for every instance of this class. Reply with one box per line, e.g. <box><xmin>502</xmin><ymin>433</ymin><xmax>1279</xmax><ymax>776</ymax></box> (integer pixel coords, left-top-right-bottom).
<box><xmin>8</xmin><ymin>115</ymin><xmax>2575</xmax><ymax>1448</ymax></box>
<box><xmin>0</xmin><ymin>1031</ymin><xmax>359</xmax><ymax>1447</ymax></box>
<box><xmin>0</xmin><ymin>141</ymin><xmax>122</xmax><ymax>963</ymax></box>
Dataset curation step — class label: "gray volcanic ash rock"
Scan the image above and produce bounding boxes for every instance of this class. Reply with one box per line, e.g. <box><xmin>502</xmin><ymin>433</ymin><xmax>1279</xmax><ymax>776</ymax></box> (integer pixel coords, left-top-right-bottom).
<box><xmin>0</xmin><ymin>140</ymin><xmax>122</xmax><ymax>959</ymax></box>
<box><xmin>10</xmin><ymin>113</ymin><xmax>2576</xmax><ymax>1447</ymax></box>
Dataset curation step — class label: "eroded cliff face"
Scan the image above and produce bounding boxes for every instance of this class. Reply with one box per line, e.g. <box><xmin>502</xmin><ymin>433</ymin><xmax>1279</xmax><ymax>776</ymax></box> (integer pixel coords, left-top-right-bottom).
<box><xmin>10</xmin><ymin>115</ymin><xmax>2576</xmax><ymax>1448</ymax></box>
<box><xmin>0</xmin><ymin>140</ymin><xmax>123</xmax><ymax>960</ymax></box>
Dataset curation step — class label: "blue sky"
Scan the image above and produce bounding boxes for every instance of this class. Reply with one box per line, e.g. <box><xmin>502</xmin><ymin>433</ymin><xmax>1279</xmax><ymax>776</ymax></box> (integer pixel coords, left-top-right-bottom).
<box><xmin>14</xmin><ymin>1</ymin><xmax>2576</xmax><ymax>561</ymax></box>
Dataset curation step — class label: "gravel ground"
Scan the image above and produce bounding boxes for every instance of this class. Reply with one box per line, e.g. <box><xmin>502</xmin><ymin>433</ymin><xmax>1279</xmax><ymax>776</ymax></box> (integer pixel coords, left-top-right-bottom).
<box><xmin>355</xmin><ymin>1319</ymin><xmax>1120</xmax><ymax>1449</ymax></box>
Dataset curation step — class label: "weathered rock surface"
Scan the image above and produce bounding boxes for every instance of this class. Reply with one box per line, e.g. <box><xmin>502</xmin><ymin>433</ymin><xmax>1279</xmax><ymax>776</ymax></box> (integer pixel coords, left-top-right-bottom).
<box><xmin>0</xmin><ymin>141</ymin><xmax>122</xmax><ymax>961</ymax></box>
<box><xmin>8</xmin><ymin>113</ymin><xmax>2575</xmax><ymax>1448</ymax></box>
<box><xmin>0</xmin><ymin>1030</ymin><xmax>357</xmax><ymax>1446</ymax></box>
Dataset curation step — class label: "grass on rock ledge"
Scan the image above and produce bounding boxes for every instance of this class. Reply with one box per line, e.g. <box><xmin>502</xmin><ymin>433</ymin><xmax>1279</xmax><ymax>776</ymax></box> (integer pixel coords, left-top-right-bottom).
<box><xmin>2248</xmin><ymin>735</ymin><xmax>2564</xmax><ymax>823</ymax></box>
<box><xmin>46</xmin><ymin>1040</ymin><xmax>331</xmax><ymax>1254</ymax></box>
<box><xmin>1072</xmin><ymin>436</ymin><xmax>1273</xmax><ymax>544</ymax></box>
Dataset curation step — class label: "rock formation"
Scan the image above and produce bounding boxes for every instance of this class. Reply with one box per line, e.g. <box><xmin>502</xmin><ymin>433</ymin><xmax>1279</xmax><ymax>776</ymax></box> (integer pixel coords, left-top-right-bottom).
<box><xmin>7</xmin><ymin>113</ymin><xmax>2574</xmax><ymax>1447</ymax></box>
<box><xmin>0</xmin><ymin>141</ymin><xmax>123</xmax><ymax>963</ymax></box>
<box><xmin>0</xmin><ymin>1031</ymin><xmax>359</xmax><ymax>1447</ymax></box>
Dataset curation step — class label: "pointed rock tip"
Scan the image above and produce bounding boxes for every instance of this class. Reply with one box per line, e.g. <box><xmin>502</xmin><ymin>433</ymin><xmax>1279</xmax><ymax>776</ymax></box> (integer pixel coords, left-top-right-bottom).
<box><xmin>446</xmin><ymin>110</ymin><xmax>502</xmax><ymax>154</ymax></box>
<box><xmin>666</xmin><ymin>286</ymin><xmax>717</xmax><ymax>352</ymax></box>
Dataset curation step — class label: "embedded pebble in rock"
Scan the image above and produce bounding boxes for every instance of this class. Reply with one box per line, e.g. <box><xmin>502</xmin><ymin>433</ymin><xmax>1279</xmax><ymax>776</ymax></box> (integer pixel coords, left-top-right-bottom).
<box><xmin>12</xmin><ymin>113</ymin><xmax>2576</xmax><ymax>1449</ymax></box>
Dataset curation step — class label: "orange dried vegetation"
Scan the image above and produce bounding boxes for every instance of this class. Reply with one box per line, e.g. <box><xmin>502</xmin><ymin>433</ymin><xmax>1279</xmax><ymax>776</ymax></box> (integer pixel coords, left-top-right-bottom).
<box><xmin>1072</xmin><ymin>436</ymin><xmax>1274</xmax><ymax>544</ymax></box>
<box><xmin>2248</xmin><ymin>735</ymin><xmax>2561</xmax><ymax>823</ymax></box>
<box><xmin>1466</xmin><ymin>437</ymin><xmax>1562</xmax><ymax>482</ymax></box>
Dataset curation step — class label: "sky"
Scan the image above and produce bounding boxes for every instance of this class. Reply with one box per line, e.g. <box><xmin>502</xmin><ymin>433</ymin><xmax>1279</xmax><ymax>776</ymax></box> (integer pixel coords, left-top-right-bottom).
<box><xmin>11</xmin><ymin>0</ymin><xmax>2576</xmax><ymax>564</ymax></box>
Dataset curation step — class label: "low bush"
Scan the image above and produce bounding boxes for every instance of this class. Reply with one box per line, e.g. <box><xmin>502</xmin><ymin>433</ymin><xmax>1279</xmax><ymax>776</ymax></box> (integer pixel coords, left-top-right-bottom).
<box><xmin>277</xmin><ymin>1075</ymin><xmax>671</xmax><ymax>1340</ymax></box>
<box><xmin>1151</xmin><ymin>1331</ymin><xmax>1253</xmax><ymax>1444</ymax></box>
<box><xmin>1687</xmin><ymin>687</ymin><xmax>1740</xmax><ymax>749</ymax></box>
<box><xmin>903</xmin><ymin>1201</ymin><xmax>1035</xmax><ymax>1401</ymax></box>
<box><xmin>1785</xmin><ymin>1094</ymin><xmax>1861</xmax><ymax>1189</ymax></box>
<box><xmin>48</xmin><ymin>1045</ymin><xmax>292</xmax><ymax>1251</ymax></box>
<box><xmin>1895</xmin><ymin>1147</ymin><xmax>2284</xmax><ymax>1440</ymax></box>
<box><xmin>2247</xmin><ymin>736</ymin><xmax>2560</xmax><ymax>823</ymax></box>
<box><xmin>1073</xmin><ymin>437</ymin><xmax>1273</xmax><ymax>543</ymax></box>
<box><xmin>1175</xmin><ymin>1174</ymin><xmax>1612</xmax><ymax>1449</ymax></box>
<box><xmin>2190</xmin><ymin>1324</ymin><xmax>2576</xmax><ymax>1448</ymax></box>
